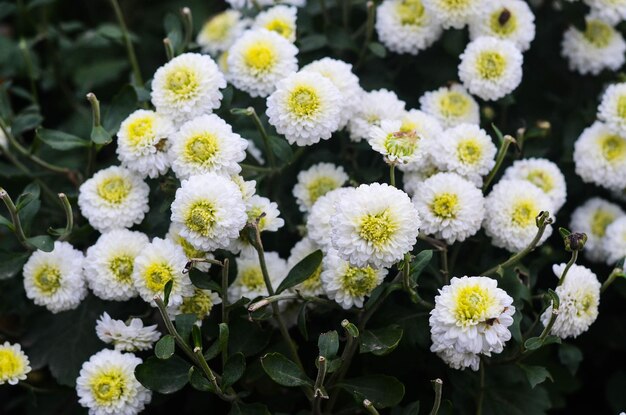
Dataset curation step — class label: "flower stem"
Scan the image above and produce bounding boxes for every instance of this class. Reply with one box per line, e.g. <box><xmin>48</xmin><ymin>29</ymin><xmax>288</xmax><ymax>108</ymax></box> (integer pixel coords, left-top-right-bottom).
<box><xmin>601</xmin><ymin>267</ymin><xmax>625</xmax><ymax>293</ymax></box>
<box><xmin>221</xmin><ymin>258</ymin><xmax>230</xmax><ymax>367</ymax></box>
<box><xmin>389</xmin><ymin>164</ymin><xmax>396</xmax><ymax>187</ymax></box>
<box><xmin>313</xmin><ymin>356</ymin><xmax>328</xmax><ymax>400</ymax></box>
<box><xmin>109</xmin><ymin>0</ymin><xmax>143</xmax><ymax>87</ymax></box>
<box><xmin>356</xmin><ymin>1</ymin><xmax>375</xmax><ymax>68</ymax></box>
<box><xmin>0</xmin><ymin>188</ymin><xmax>33</xmax><ymax>250</ymax></box>
<box><xmin>232</xmin><ymin>107</ymin><xmax>276</xmax><ymax>170</ymax></box>
<box><xmin>557</xmin><ymin>250</ymin><xmax>577</xmax><ymax>288</ymax></box>
<box><xmin>180</xmin><ymin>7</ymin><xmax>193</xmax><ymax>52</ymax></box>
<box><xmin>482</xmin><ymin>135</ymin><xmax>516</xmax><ymax>193</ymax></box>
<box><xmin>363</xmin><ymin>400</ymin><xmax>380</xmax><ymax>415</ymax></box>
<box><xmin>476</xmin><ymin>360</ymin><xmax>485</xmax><ymax>415</ymax></box>
<box><xmin>56</xmin><ymin>193</ymin><xmax>73</xmax><ymax>242</ymax></box>
<box><xmin>18</xmin><ymin>38</ymin><xmax>39</xmax><ymax>106</ymax></box>
<box><xmin>194</xmin><ymin>347</ymin><xmax>224</xmax><ymax>396</ymax></box>
<box><xmin>430</xmin><ymin>378</ymin><xmax>443</xmax><ymax>415</ymax></box>
<box><xmin>86</xmin><ymin>93</ymin><xmax>101</xmax><ymax>127</ymax></box>
<box><xmin>154</xmin><ymin>296</ymin><xmax>199</xmax><ymax>364</ymax></box>
<box><xmin>163</xmin><ymin>38</ymin><xmax>174</xmax><ymax>61</ymax></box>
<box><xmin>319</xmin><ymin>0</ymin><xmax>330</xmax><ymax>26</ymax></box>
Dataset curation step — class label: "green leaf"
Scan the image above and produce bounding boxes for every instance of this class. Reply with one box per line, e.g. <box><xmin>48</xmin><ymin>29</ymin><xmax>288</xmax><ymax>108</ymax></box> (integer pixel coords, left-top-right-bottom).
<box><xmin>558</xmin><ymin>343</ymin><xmax>583</xmax><ymax>375</ymax></box>
<box><xmin>36</xmin><ymin>128</ymin><xmax>89</xmax><ymax>150</ymax></box>
<box><xmin>222</xmin><ymin>352</ymin><xmax>246</xmax><ymax>389</ymax></box>
<box><xmin>318</xmin><ymin>330</ymin><xmax>339</xmax><ymax>359</ymax></box>
<box><xmin>102</xmin><ymin>85</ymin><xmax>138</xmax><ymax>134</ymax></box>
<box><xmin>260</xmin><ymin>352</ymin><xmax>313</xmax><ymax>387</ymax></box>
<box><xmin>27</xmin><ymin>235</ymin><xmax>54</xmax><ymax>252</ymax></box>
<box><xmin>0</xmin><ymin>3</ymin><xmax>16</xmax><ymax>20</ymax></box>
<box><xmin>268</xmin><ymin>135</ymin><xmax>293</xmax><ymax>163</ymax></box>
<box><xmin>368</xmin><ymin>42</ymin><xmax>387</xmax><ymax>58</ymax></box>
<box><xmin>299</xmin><ymin>34</ymin><xmax>327</xmax><ymax>52</ymax></box>
<box><xmin>403</xmin><ymin>401</ymin><xmax>420</xmax><ymax>415</ymax></box>
<box><xmin>229</xmin><ymin>402</ymin><xmax>271</xmax><ymax>415</ymax></box>
<box><xmin>542</xmin><ymin>335</ymin><xmax>561</xmax><ymax>346</ymax></box>
<box><xmin>276</xmin><ymin>249</ymin><xmax>323</xmax><ymax>294</ymax></box>
<box><xmin>11</xmin><ymin>109</ymin><xmax>43</xmax><ymax>136</ymax></box>
<box><xmin>189</xmin><ymin>268</ymin><xmax>222</xmax><ymax>291</ymax></box>
<box><xmin>219</xmin><ymin>322</ymin><xmax>229</xmax><ymax>357</ymax></box>
<box><xmin>18</xmin><ymin>197</ymin><xmax>40</xmax><ymax>234</ymax></box>
<box><xmin>175</xmin><ymin>313</ymin><xmax>196</xmax><ymax>344</ymax></box>
<box><xmin>163</xmin><ymin>279</ymin><xmax>173</xmax><ymax>306</ymax></box>
<box><xmin>188</xmin><ymin>366</ymin><xmax>215</xmax><ymax>392</ymax></box>
<box><xmin>155</xmin><ymin>335</ymin><xmax>175</xmax><ymax>360</ymax></box>
<box><xmin>91</xmin><ymin>125</ymin><xmax>112</xmax><ymax>145</ymax></box>
<box><xmin>524</xmin><ymin>337</ymin><xmax>543</xmax><ymax>351</ymax></box>
<box><xmin>0</xmin><ymin>252</ymin><xmax>29</xmax><ymax>279</ymax></box>
<box><xmin>228</xmin><ymin>317</ymin><xmax>271</xmax><ymax>357</ymax></box>
<box><xmin>409</xmin><ymin>250</ymin><xmax>433</xmax><ymax>286</ymax></box>
<box><xmin>16</xmin><ymin>182</ymin><xmax>41</xmax><ymax>210</ymax></box>
<box><xmin>547</xmin><ymin>288</ymin><xmax>560</xmax><ymax>309</ymax></box>
<box><xmin>518</xmin><ymin>364</ymin><xmax>552</xmax><ymax>389</ymax></box>
<box><xmin>0</xmin><ymin>214</ymin><xmax>13</xmax><ymax>231</ymax></box>
<box><xmin>359</xmin><ymin>325</ymin><xmax>403</xmax><ymax>356</ymax></box>
<box><xmin>135</xmin><ymin>355</ymin><xmax>190</xmax><ymax>394</ymax></box>
<box><xmin>337</xmin><ymin>375</ymin><xmax>405</xmax><ymax>408</ymax></box>
<box><xmin>491</xmin><ymin>123</ymin><xmax>505</xmax><ymax>145</ymax></box>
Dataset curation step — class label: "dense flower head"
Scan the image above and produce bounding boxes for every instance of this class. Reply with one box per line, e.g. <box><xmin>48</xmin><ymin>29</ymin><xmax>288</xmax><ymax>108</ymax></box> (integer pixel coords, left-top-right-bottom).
<box><xmin>229</xmin><ymin>251</ymin><xmax>288</xmax><ymax>301</ymax></box>
<box><xmin>168</xmin><ymin>288</ymin><xmax>222</xmax><ymax>322</ymax></box>
<box><xmin>584</xmin><ymin>0</ymin><xmax>626</xmax><ymax>26</ymax></box>
<box><xmin>348</xmin><ymin>89</ymin><xmax>406</xmax><ymax>142</ymax></box>
<box><xmin>419</xmin><ymin>84</ymin><xmax>480</xmax><ymax>128</ymax></box>
<box><xmin>0</xmin><ymin>342</ymin><xmax>31</xmax><ymax>385</ymax></box>
<box><xmin>468</xmin><ymin>0</ymin><xmax>535</xmax><ymax>51</ymax></box>
<box><xmin>95</xmin><ymin>312</ymin><xmax>161</xmax><ymax>352</ymax></box>
<box><xmin>292</xmin><ymin>162</ymin><xmax>348</xmax><ymax>212</ymax></box>
<box><xmin>253</xmin><ymin>5</ymin><xmax>298</xmax><ymax>42</ymax></box>
<box><xmin>197</xmin><ymin>9</ymin><xmax>248</xmax><ymax>55</ymax></box>
<box><xmin>368</xmin><ymin>119</ymin><xmax>428</xmax><ymax>165</ymax></box>
<box><xmin>166</xmin><ymin>222</ymin><xmax>215</xmax><ymax>273</ymax></box>
<box><xmin>228</xmin><ymin>194</ymin><xmax>285</xmax><ymax>253</ymax></box>
<box><xmin>422</xmin><ymin>0</ymin><xmax>488</xmax><ymax>29</ymax></box>
<box><xmin>307</xmin><ymin>187</ymin><xmax>354</xmax><ymax>250</ymax></box>
<box><xmin>604</xmin><ymin>216</ymin><xmax>626</xmax><ymax>265</ymax></box>
<box><xmin>598</xmin><ymin>82</ymin><xmax>626</xmax><ymax>137</ymax></box>
<box><xmin>570</xmin><ymin>198</ymin><xmax>625</xmax><ymax>262</ymax></box>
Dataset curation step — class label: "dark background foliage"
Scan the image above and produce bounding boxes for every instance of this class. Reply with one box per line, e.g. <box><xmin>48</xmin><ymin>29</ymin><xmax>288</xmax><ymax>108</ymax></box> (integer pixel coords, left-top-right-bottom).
<box><xmin>0</xmin><ymin>0</ymin><xmax>625</xmax><ymax>414</ymax></box>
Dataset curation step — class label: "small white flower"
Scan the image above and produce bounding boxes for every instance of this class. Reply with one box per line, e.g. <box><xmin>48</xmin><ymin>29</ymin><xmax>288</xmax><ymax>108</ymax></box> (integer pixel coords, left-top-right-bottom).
<box><xmin>570</xmin><ymin>198</ymin><xmax>625</xmax><ymax>262</ymax></box>
<box><xmin>574</xmin><ymin>121</ymin><xmax>626</xmax><ymax>191</ymax></box>
<box><xmin>168</xmin><ymin>288</ymin><xmax>222</xmax><ymax>323</ymax></box>
<box><xmin>501</xmin><ymin>158</ymin><xmax>567</xmax><ymax>214</ymax></box>
<box><xmin>430</xmin><ymin>276</ymin><xmax>515</xmax><ymax>371</ymax></box>
<box><xmin>171</xmin><ymin>173</ymin><xmax>247</xmax><ymax>252</ymax></box>
<box><xmin>151</xmin><ymin>53</ymin><xmax>226</xmax><ymax>125</ymax></box>
<box><xmin>231</xmin><ymin>174</ymin><xmax>257</xmax><ymax>201</ymax></box>
<box><xmin>95</xmin><ymin>312</ymin><xmax>161</xmax><ymax>352</ymax></box>
<box><xmin>229</xmin><ymin>195</ymin><xmax>285</xmax><ymax>253</ymax></box>
<box><xmin>483</xmin><ymin>179</ymin><xmax>554</xmax><ymax>253</ymax></box>
<box><xmin>78</xmin><ymin>166</ymin><xmax>150</xmax><ymax>233</ymax></box>
<box><xmin>0</xmin><ymin>342</ymin><xmax>31</xmax><ymax>385</ymax></box>
<box><xmin>169</xmin><ymin>114</ymin><xmax>248</xmax><ymax>180</ymax></box>
<box><xmin>412</xmin><ymin>172</ymin><xmax>485</xmax><ymax>244</ymax></box>
<box><xmin>197</xmin><ymin>10</ymin><xmax>248</xmax><ymax>55</ymax></box>
<box><xmin>422</xmin><ymin>0</ymin><xmax>488</xmax><ymax>29</ymax></box>
<box><xmin>84</xmin><ymin>229</ymin><xmax>149</xmax><ymax>301</ymax></box>
<box><xmin>375</xmin><ymin>0</ymin><xmax>443</xmax><ymax>55</ymax></box>
<box><xmin>368</xmin><ymin>119</ymin><xmax>427</xmax><ymax>166</ymax></box>
<box><xmin>468</xmin><ymin>0</ymin><xmax>536</xmax><ymax>52</ymax></box>
<box><xmin>598</xmin><ymin>82</ymin><xmax>626</xmax><ymax>137</ymax></box>
<box><xmin>266</xmin><ymin>71</ymin><xmax>342</xmax><ymax>146</ymax></box>
<box><xmin>419</xmin><ymin>84</ymin><xmax>480</xmax><ymax>128</ymax></box>
<box><xmin>321</xmin><ymin>249</ymin><xmax>388</xmax><ymax>309</ymax></box>
<box><xmin>132</xmin><ymin>238</ymin><xmax>194</xmax><ymax>308</ymax></box>
<box><xmin>307</xmin><ymin>187</ymin><xmax>354</xmax><ymax>250</ymax></box>
<box><xmin>23</xmin><ymin>241</ymin><xmax>86</xmax><ymax>313</ymax></box>
<box><xmin>330</xmin><ymin>183</ymin><xmax>421</xmax><ymax>268</ymax></box>
<box><xmin>253</xmin><ymin>5</ymin><xmax>298</xmax><ymax>42</ymax></box>
<box><xmin>229</xmin><ymin>251</ymin><xmax>288</xmax><ymax>301</ymax></box>
<box><xmin>348</xmin><ymin>89</ymin><xmax>406</xmax><ymax>142</ymax></box>
<box><xmin>562</xmin><ymin>18</ymin><xmax>626</xmax><ymax>75</ymax></box>
<box><xmin>395</xmin><ymin>109</ymin><xmax>443</xmax><ymax>172</ymax></box>
<box><xmin>292</xmin><ymin>162</ymin><xmax>349</xmax><ymax>212</ymax></box>
<box><xmin>76</xmin><ymin>349</ymin><xmax>151</xmax><ymax>415</ymax></box>
<box><xmin>430</xmin><ymin>123</ymin><xmax>497</xmax><ymax>186</ymax></box>
<box><xmin>604</xmin><ymin>216</ymin><xmax>626</xmax><ymax>265</ymax></box>
<box><xmin>584</xmin><ymin>0</ymin><xmax>626</xmax><ymax>25</ymax></box>
<box><xmin>165</xmin><ymin>222</ymin><xmax>215</xmax><ymax>273</ymax></box>
<box><xmin>459</xmin><ymin>36</ymin><xmax>523</xmax><ymax>101</ymax></box>
<box><xmin>541</xmin><ymin>263</ymin><xmax>601</xmax><ymax>339</ymax></box>
<box><xmin>227</xmin><ymin>29</ymin><xmax>298</xmax><ymax>98</ymax></box>
<box><xmin>287</xmin><ymin>238</ymin><xmax>325</xmax><ymax>297</ymax></box>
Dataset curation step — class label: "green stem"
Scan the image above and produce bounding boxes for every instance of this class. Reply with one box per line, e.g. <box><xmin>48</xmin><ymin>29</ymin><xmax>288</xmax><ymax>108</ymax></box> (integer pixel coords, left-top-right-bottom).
<box><xmin>221</xmin><ymin>258</ymin><xmax>230</xmax><ymax>367</ymax></box>
<box><xmin>181</xmin><ymin>7</ymin><xmax>193</xmax><ymax>52</ymax></box>
<box><xmin>313</xmin><ymin>356</ymin><xmax>328</xmax><ymax>400</ymax></box>
<box><xmin>154</xmin><ymin>296</ymin><xmax>199</xmax><ymax>365</ymax></box>
<box><xmin>602</xmin><ymin>267</ymin><xmax>625</xmax><ymax>293</ymax></box>
<box><xmin>249</xmin><ymin>107</ymin><xmax>276</xmax><ymax>170</ymax></box>
<box><xmin>109</xmin><ymin>0</ymin><xmax>143</xmax><ymax>87</ymax></box>
<box><xmin>363</xmin><ymin>400</ymin><xmax>380</xmax><ymax>415</ymax></box>
<box><xmin>482</xmin><ymin>135</ymin><xmax>515</xmax><ymax>193</ymax></box>
<box><xmin>0</xmin><ymin>188</ymin><xmax>33</xmax><ymax>250</ymax></box>
<box><xmin>18</xmin><ymin>38</ymin><xmax>39</xmax><ymax>106</ymax></box>
<box><xmin>56</xmin><ymin>193</ymin><xmax>73</xmax><ymax>242</ymax></box>
<box><xmin>389</xmin><ymin>163</ymin><xmax>396</xmax><ymax>187</ymax></box>
<box><xmin>476</xmin><ymin>360</ymin><xmax>485</xmax><ymax>415</ymax></box>
<box><xmin>163</xmin><ymin>38</ymin><xmax>174</xmax><ymax>61</ymax></box>
<box><xmin>342</xmin><ymin>0</ymin><xmax>352</xmax><ymax>29</ymax></box>
<box><xmin>557</xmin><ymin>250</ymin><xmax>577</xmax><ymax>288</ymax></box>
<box><xmin>193</xmin><ymin>347</ymin><xmax>224</xmax><ymax>396</ymax></box>
<box><xmin>86</xmin><ymin>93</ymin><xmax>101</xmax><ymax>127</ymax></box>
<box><xmin>319</xmin><ymin>0</ymin><xmax>330</xmax><ymax>26</ymax></box>
<box><xmin>356</xmin><ymin>1</ymin><xmax>375</xmax><ymax>68</ymax></box>
<box><xmin>430</xmin><ymin>379</ymin><xmax>443</xmax><ymax>415</ymax></box>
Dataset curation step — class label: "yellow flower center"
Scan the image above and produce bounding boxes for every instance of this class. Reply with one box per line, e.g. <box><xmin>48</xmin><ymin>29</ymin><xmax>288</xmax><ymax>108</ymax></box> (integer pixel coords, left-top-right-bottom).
<box><xmin>583</xmin><ymin>20</ymin><xmax>613</xmax><ymax>48</ymax></box>
<box><xmin>439</xmin><ymin>0</ymin><xmax>471</xmax><ymax>11</ymax></box>
<box><xmin>511</xmin><ymin>199</ymin><xmax>537</xmax><ymax>227</ymax></box>
<box><xmin>180</xmin><ymin>289</ymin><xmax>214</xmax><ymax>319</ymax></box>
<box><xmin>590</xmin><ymin>209</ymin><xmax>616</xmax><ymax>237</ymax></box>
<box><xmin>240</xmin><ymin>268</ymin><xmax>265</xmax><ymax>291</ymax></box>
<box><xmin>340</xmin><ymin>266</ymin><xmax>379</xmax><ymax>298</ymax></box>
<box><xmin>307</xmin><ymin>177</ymin><xmax>339</xmax><ymax>205</ymax></box>
<box><xmin>0</xmin><ymin>349</ymin><xmax>25</xmax><ymax>380</ymax></box>
<box><xmin>489</xmin><ymin>8</ymin><xmax>517</xmax><ymax>36</ymax></box>
<box><xmin>185</xmin><ymin>201</ymin><xmax>217</xmax><ymax>236</ymax></box>
<box><xmin>33</xmin><ymin>265</ymin><xmax>62</xmax><ymax>295</ymax></box>
<box><xmin>109</xmin><ymin>255</ymin><xmax>134</xmax><ymax>284</ymax></box>
<box><xmin>617</xmin><ymin>95</ymin><xmax>626</xmax><ymax>120</ymax></box>
<box><xmin>144</xmin><ymin>262</ymin><xmax>174</xmax><ymax>293</ymax></box>
<box><xmin>244</xmin><ymin>41</ymin><xmax>276</xmax><ymax>73</ymax></box>
<box><xmin>600</xmin><ymin>134</ymin><xmax>626</xmax><ymax>162</ymax></box>
<box><xmin>359</xmin><ymin>210</ymin><xmax>397</xmax><ymax>247</ymax></box>
<box><xmin>385</xmin><ymin>130</ymin><xmax>420</xmax><ymax>158</ymax></box>
<box><xmin>526</xmin><ymin>169</ymin><xmax>554</xmax><ymax>193</ymax></box>
<box><xmin>430</xmin><ymin>192</ymin><xmax>459</xmax><ymax>219</ymax></box>
<box><xmin>475</xmin><ymin>51</ymin><xmax>506</xmax><ymax>80</ymax></box>
<box><xmin>396</xmin><ymin>0</ymin><xmax>426</xmax><ymax>26</ymax></box>
<box><xmin>247</xmin><ymin>206</ymin><xmax>268</xmax><ymax>230</ymax></box>
<box><xmin>90</xmin><ymin>369</ymin><xmax>126</xmax><ymax>405</ymax></box>
<box><xmin>202</xmin><ymin>12</ymin><xmax>235</xmax><ymax>41</ymax></box>
<box><xmin>184</xmin><ymin>133</ymin><xmax>219</xmax><ymax>166</ymax></box>
<box><xmin>166</xmin><ymin>67</ymin><xmax>199</xmax><ymax>100</ymax></box>
<box><xmin>576</xmin><ymin>292</ymin><xmax>597</xmax><ymax>317</ymax></box>
<box><xmin>457</xmin><ymin>138</ymin><xmax>482</xmax><ymax>165</ymax></box>
<box><xmin>288</xmin><ymin>85</ymin><xmax>321</xmax><ymax>118</ymax></box>
<box><xmin>265</xmin><ymin>18</ymin><xmax>293</xmax><ymax>39</ymax></box>
<box><xmin>126</xmin><ymin>116</ymin><xmax>155</xmax><ymax>147</ymax></box>
<box><xmin>453</xmin><ymin>284</ymin><xmax>496</xmax><ymax>326</ymax></box>
<box><xmin>97</xmin><ymin>176</ymin><xmax>131</xmax><ymax>205</ymax></box>
<box><xmin>176</xmin><ymin>235</ymin><xmax>205</xmax><ymax>259</ymax></box>
<box><xmin>438</xmin><ymin>91</ymin><xmax>470</xmax><ymax>118</ymax></box>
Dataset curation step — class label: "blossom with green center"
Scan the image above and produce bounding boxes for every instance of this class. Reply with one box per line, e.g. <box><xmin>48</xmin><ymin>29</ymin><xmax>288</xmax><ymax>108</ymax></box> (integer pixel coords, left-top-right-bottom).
<box><xmin>33</xmin><ymin>265</ymin><xmax>62</xmax><ymax>295</ymax></box>
<box><xmin>475</xmin><ymin>51</ymin><xmax>506</xmax><ymax>80</ymax></box>
<box><xmin>469</xmin><ymin>0</ymin><xmax>535</xmax><ymax>51</ymax></box>
<box><xmin>97</xmin><ymin>176</ymin><xmax>131</xmax><ymax>205</ymax></box>
<box><xmin>457</xmin><ymin>138</ymin><xmax>482</xmax><ymax>165</ymax></box>
<box><xmin>197</xmin><ymin>10</ymin><xmax>245</xmax><ymax>55</ymax></box>
<box><xmin>175</xmin><ymin>289</ymin><xmax>222</xmax><ymax>322</ymax></box>
<box><xmin>369</xmin><ymin>119</ymin><xmax>425</xmax><ymax>166</ymax></box>
<box><xmin>570</xmin><ymin>198</ymin><xmax>624</xmax><ymax>263</ymax></box>
<box><xmin>288</xmin><ymin>86</ymin><xmax>321</xmax><ymax>118</ymax></box>
<box><xmin>185</xmin><ymin>201</ymin><xmax>217</xmax><ymax>237</ymax></box>
<box><xmin>420</xmin><ymin>84</ymin><xmax>479</xmax><ymax>128</ymax></box>
<box><xmin>254</xmin><ymin>5</ymin><xmax>298</xmax><ymax>42</ymax></box>
<box><xmin>0</xmin><ymin>342</ymin><xmax>30</xmax><ymax>385</ymax></box>
<box><xmin>293</xmin><ymin>162</ymin><xmax>348</xmax><ymax>212</ymax></box>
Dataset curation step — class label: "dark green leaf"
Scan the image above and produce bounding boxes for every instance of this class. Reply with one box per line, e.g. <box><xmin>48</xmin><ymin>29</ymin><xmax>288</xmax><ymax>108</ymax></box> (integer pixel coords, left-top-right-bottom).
<box><xmin>524</xmin><ymin>337</ymin><xmax>543</xmax><ymax>351</ymax></box>
<box><xmin>368</xmin><ymin>42</ymin><xmax>387</xmax><ymax>58</ymax></box>
<box><xmin>135</xmin><ymin>355</ymin><xmax>190</xmax><ymax>394</ymax></box>
<box><xmin>222</xmin><ymin>352</ymin><xmax>246</xmax><ymax>389</ymax></box>
<box><xmin>229</xmin><ymin>402</ymin><xmax>271</xmax><ymax>415</ymax></box>
<box><xmin>228</xmin><ymin>317</ymin><xmax>271</xmax><ymax>357</ymax></box>
<box><xmin>318</xmin><ymin>330</ymin><xmax>339</xmax><ymax>359</ymax></box>
<box><xmin>492</xmin><ymin>123</ymin><xmax>505</xmax><ymax>145</ymax></box>
<box><xmin>0</xmin><ymin>3</ymin><xmax>16</xmax><ymax>20</ymax></box>
<box><xmin>547</xmin><ymin>288</ymin><xmax>560</xmax><ymax>309</ymax></box>
<box><xmin>0</xmin><ymin>214</ymin><xmax>13</xmax><ymax>231</ymax></box>
<box><xmin>337</xmin><ymin>375</ymin><xmax>405</xmax><ymax>408</ymax></box>
<box><xmin>37</xmin><ymin>128</ymin><xmax>89</xmax><ymax>150</ymax></box>
<box><xmin>155</xmin><ymin>335</ymin><xmax>175</xmax><ymax>360</ymax></box>
<box><xmin>11</xmin><ymin>109</ymin><xmax>43</xmax><ymax>136</ymax></box>
<box><xmin>260</xmin><ymin>352</ymin><xmax>313</xmax><ymax>387</ymax></box>
<box><xmin>268</xmin><ymin>135</ymin><xmax>293</xmax><ymax>163</ymax></box>
<box><xmin>276</xmin><ymin>249</ymin><xmax>323</xmax><ymax>293</ymax></box>
<box><xmin>518</xmin><ymin>364</ymin><xmax>552</xmax><ymax>389</ymax></box>
<box><xmin>103</xmin><ymin>85</ymin><xmax>138</xmax><ymax>134</ymax></box>
<box><xmin>16</xmin><ymin>182</ymin><xmax>40</xmax><ymax>209</ymax></box>
<box><xmin>27</xmin><ymin>235</ymin><xmax>54</xmax><ymax>252</ymax></box>
<box><xmin>219</xmin><ymin>322</ymin><xmax>229</xmax><ymax>357</ymax></box>
<box><xmin>91</xmin><ymin>125</ymin><xmax>112</xmax><ymax>145</ymax></box>
<box><xmin>409</xmin><ymin>250</ymin><xmax>433</xmax><ymax>286</ymax></box>
<box><xmin>188</xmin><ymin>366</ymin><xmax>215</xmax><ymax>392</ymax></box>
<box><xmin>189</xmin><ymin>268</ymin><xmax>222</xmax><ymax>291</ymax></box>
<box><xmin>163</xmin><ymin>279</ymin><xmax>173</xmax><ymax>306</ymax></box>
<box><xmin>299</xmin><ymin>34</ymin><xmax>327</xmax><ymax>52</ymax></box>
<box><xmin>0</xmin><ymin>252</ymin><xmax>29</xmax><ymax>280</ymax></box>
<box><xmin>297</xmin><ymin>302</ymin><xmax>309</xmax><ymax>341</ymax></box>
<box><xmin>175</xmin><ymin>313</ymin><xmax>196</xmax><ymax>344</ymax></box>
<box><xmin>359</xmin><ymin>325</ymin><xmax>403</xmax><ymax>356</ymax></box>
<box><xmin>558</xmin><ymin>343</ymin><xmax>583</xmax><ymax>375</ymax></box>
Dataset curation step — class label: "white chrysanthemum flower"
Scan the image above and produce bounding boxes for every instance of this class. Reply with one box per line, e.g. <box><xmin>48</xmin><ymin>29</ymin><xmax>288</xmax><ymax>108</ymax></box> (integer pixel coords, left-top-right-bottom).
<box><xmin>84</xmin><ymin>230</ymin><xmax>149</xmax><ymax>301</ymax></box>
<box><xmin>375</xmin><ymin>0</ymin><xmax>443</xmax><ymax>55</ymax></box>
<box><xmin>301</xmin><ymin>58</ymin><xmax>362</xmax><ymax>129</ymax></box>
<box><xmin>228</xmin><ymin>194</ymin><xmax>285</xmax><ymax>253</ymax></box>
<box><xmin>197</xmin><ymin>10</ymin><xmax>248</xmax><ymax>55</ymax></box>
<box><xmin>483</xmin><ymin>179</ymin><xmax>554</xmax><ymax>253</ymax></box>
<box><xmin>0</xmin><ymin>342</ymin><xmax>31</xmax><ymax>385</ymax></box>
<box><xmin>430</xmin><ymin>123</ymin><xmax>497</xmax><ymax>186</ymax></box>
<box><xmin>604</xmin><ymin>216</ymin><xmax>626</xmax><ymax>265</ymax></box>
<box><xmin>412</xmin><ymin>172</ymin><xmax>485</xmax><ymax>244</ymax></box>
<box><xmin>23</xmin><ymin>241</ymin><xmax>86</xmax><ymax>313</ymax></box>
<box><xmin>570</xmin><ymin>198</ymin><xmax>625</xmax><ymax>262</ymax></box>
<box><xmin>229</xmin><ymin>251</ymin><xmax>288</xmax><ymax>301</ymax></box>
<box><xmin>430</xmin><ymin>276</ymin><xmax>515</xmax><ymax>371</ymax></box>
<box><xmin>292</xmin><ymin>162</ymin><xmax>349</xmax><ymax>212</ymax></box>
<box><xmin>321</xmin><ymin>249</ymin><xmax>388</xmax><ymax>309</ymax></box>
<box><xmin>307</xmin><ymin>187</ymin><xmax>354</xmax><ymax>250</ymax></box>
<box><xmin>116</xmin><ymin>110</ymin><xmax>175</xmax><ymax>179</ymax></box>
<box><xmin>231</xmin><ymin>174</ymin><xmax>257</xmax><ymax>201</ymax></box>
<box><xmin>399</xmin><ymin>109</ymin><xmax>444</xmax><ymax>143</ymax></box>
<box><xmin>266</xmin><ymin>71</ymin><xmax>342</xmax><ymax>146</ymax></box>
<box><xmin>402</xmin><ymin>157</ymin><xmax>442</xmax><ymax>195</ymax></box>
<box><xmin>574</xmin><ymin>121</ymin><xmax>626</xmax><ymax>191</ymax></box>
<box><xmin>541</xmin><ymin>263</ymin><xmax>601</xmax><ymax>339</ymax></box>
<box><xmin>151</xmin><ymin>53</ymin><xmax>226</xmax><ymax>125</ymax></box>
<box><xmin>287</xmin><ymin>238</ymin><xmax>325</xmax><ymax>297</ymax></box>
<box><xmin>348</xmin><ymin>89</ymin><xmax>406</xmax><ymax>142</ymax></box>
<box><xmin>419</xmin><ymin>84</ymin><xmax>480</xmax><ymax>128</ymax></box>
<box><xmin>330</xmin><ymin>183</ymin><xmax>421</xmax><ymax>268</ymax></box>
<box><xmin>598</xmin><ymin>82</ymin><xmax>626</xmax><ymax>137</ymax></box>
<box><xmin>501</xmin><ymin>158</ymin><xmax>567</xmax><ymax>214</ymax></box>
<box><xmin>76</xmin><ymin>349</ymin><xmax>151</xmax><ymax>415</ymax></box>
<box><xmin>246</xmin><ymin>139</ymin><xmax>265</xmax><ymax>165</ymax></box>
<box><xmin>78</xmin><ymin>166</ymin><xmax>150</xmax><ymax>233</ymax></box>
<box><xmin>468</xmin><ymin>0</ymin><xmax>536</xmax><ymax>51</ymax></box>
<box><xmin>169</xmin><ymin>114</ymin><xmax>248</xmax><ymax>180</ymax></box>
<box><xmin>458</xmin><ymin>36</ymin><xmax>523</xmax><ymax>101</ymax></box>
<box><xmin>422</xmin><ymin>0</ymin><xmax>488</xmax><ymax>29</ymax></box>
<box><xmin>227</xmin><ymin>29</ymin><xmax>298</xmax><ymax>98</ymax></box>
<box><xmin>166</xmin><ymin>223</ymin><xmax>215</xmax><ymax>273</ymax></box>
<box><xmin>369</xmin><ymin>119</ymin><xmax>428</xmax><ymax>166</ymax></box>
<box><xmin>95</xmin><ymin>312</ymin><xmax>161</xmax><ymax>352</ymax></box>
<box><xmin>561</xmin><ymin>18</ymin><xmax>626</xmax><ymax>75</ymax></box>
<box><xmin>253</xmin><ymin>5</ymin><xmax>297</xmax><ymax>42</ymax></box>
<box><xmin>171</xmin><ymin>173</ymin><xmax>247</xmax><ymax>252</ymax></box>
<box><xmin>584</xmin><ymin>0</ymin><xmax>626</xmax><ymax>25</ymax></box>
<box><xmin>132</xmin><ymin>238</ymin><xmax>194</xmax><ymax>308</ymax></box>
<box><xmin>168</xmin><ymin>288</ymin><xmax>222</xmax><ymax>322</ymax></box>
